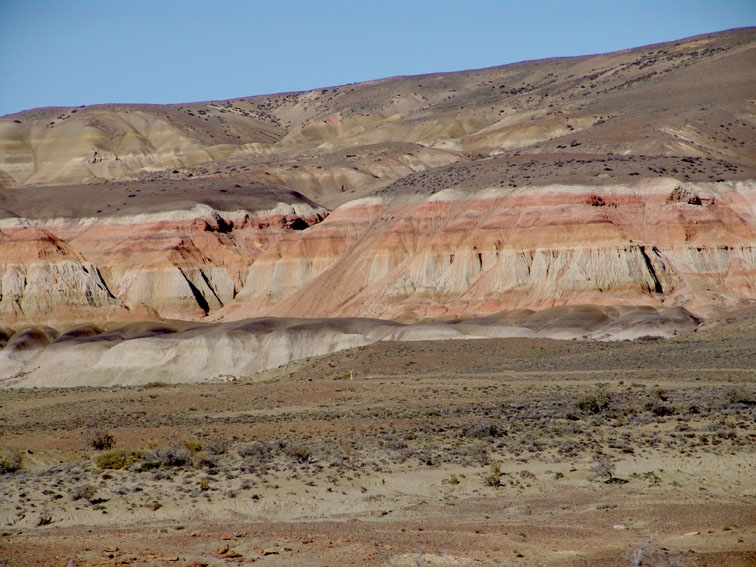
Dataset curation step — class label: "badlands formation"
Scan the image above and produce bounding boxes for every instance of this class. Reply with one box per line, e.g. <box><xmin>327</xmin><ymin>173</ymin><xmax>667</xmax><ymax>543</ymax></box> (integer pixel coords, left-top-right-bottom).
<box><xmin>1</xmin><ymin>28</ymin><xmax>756</xmax><ymax>386</ymax></box>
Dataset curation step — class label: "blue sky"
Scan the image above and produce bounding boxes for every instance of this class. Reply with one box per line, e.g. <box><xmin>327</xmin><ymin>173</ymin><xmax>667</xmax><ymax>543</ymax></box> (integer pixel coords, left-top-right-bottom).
<box><xmin>1</xmin><ymin>0</ymin><xmax>754</xmax><ymax>117</ymax></box>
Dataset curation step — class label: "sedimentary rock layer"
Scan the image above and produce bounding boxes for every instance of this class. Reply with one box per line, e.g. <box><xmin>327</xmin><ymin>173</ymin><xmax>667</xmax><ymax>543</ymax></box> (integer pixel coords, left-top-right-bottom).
<box><xmin>0</xmin><ymin>201</ymin><xmax>327</xmax><ymax>324</ymax></box>
<box><xmin>0</xmin><ymin>28</ymin><xmax>754</xmax><ymax>330</ymax></box>
<box><xmin>219</xmin><ymin>179</ymin><xmax>756</xmax><ymax>322</ymax></box>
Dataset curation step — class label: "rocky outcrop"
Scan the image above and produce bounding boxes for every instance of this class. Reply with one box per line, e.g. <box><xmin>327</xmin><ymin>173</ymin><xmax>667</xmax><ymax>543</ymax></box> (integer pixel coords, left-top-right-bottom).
<box><xmin>218</xmin><ymin>179</ymin><xmax>756</xmax><ymax>322</ymax></box>
<box><xmin>0</xmin><ymin>201</ymin><xmax>328</xmax><ymax>324</ymax></box>
<box><xmin>2</xmin><ymin>178</ymin><xmax>752</xmax><ymax>327</ymax></box>
<box><xmin>0</xmin><ymin>227</ymin><xmax>126</xmax><ymax>323</ymax></box>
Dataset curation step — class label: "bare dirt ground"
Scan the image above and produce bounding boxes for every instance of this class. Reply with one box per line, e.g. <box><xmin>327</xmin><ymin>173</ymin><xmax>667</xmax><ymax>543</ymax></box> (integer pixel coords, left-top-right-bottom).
<box><xmin>1</xmin><ymin>316</ymin><xmax>755</xmax><ymax>566</ymax></box>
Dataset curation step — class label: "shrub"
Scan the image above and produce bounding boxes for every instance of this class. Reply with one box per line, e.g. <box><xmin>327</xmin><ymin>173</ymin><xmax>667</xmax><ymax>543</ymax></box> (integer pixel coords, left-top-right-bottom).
<box><xmin>0</xmin><ymin>448</ymin><xmax>23</xmax><ymax>474</ymax></box>
<box><xmin>238</xmin><ymin>442</ymin><xmax>274</xmax><ymax>463</ymax></box>
<box><xmin>194</xmin><ymin>453</ymin><xmax>218</xmax><ymax>470</ymax></box>
<box><xmin>71</xmin><ymin>484</ymin><xmax>97</xmax><ymax>502</ymax></box>
<box><xmin>590</xmin><ymin>456</ymin><xmax>627</xmax><ymax>484</ymax></box>
<box><xmin>95</xmin><ymin>450</ymin><xmax>144</xmax><ymax>470</ymax></box>
<box><xmin>649</xmin><ymin>403</ymin><xmax>677</xmax><ymax>417</ymax></box>
<box><xmin>573</xmin><ymin>389</ymin><xmax>611</xmax><ymax>415</ymax></box>
<box><xmin>723</xmin><ymin>386</ymin><xmax>755</xmax><ymax>406</ymax></box>
<box><xmin>151</xmin><ymin>445</ymin><xmax>192</xmax><ymax>468</ymax></box>
<box><xmin>590</xmin><ymin>456</ymin><xmax>615</xmax><ymax>482</ymax></box>
<box><xmin>464</xmin><ymin>421</ymin><xmax>505</xmax><ymax>439</ymax></box>
<box><xmin>653</xmin><ymin>387</ymin><xmax>669</xmax><ymax>401</ymax></box>
<box><xmin>205</xmin><ymin>438</ymin><xmax>228</xmax><ymax>456</ymax></box>
<box><xmin>183</xmin><ymin>440</ymin><xmax>203</xmax><ymax>453</ymax></box>
<box><xmin>143</xmin><ymin>381</ymin><xmax>169</xmax><ymax>389</ymax></box>
<box><xmin>90</xmin><ymin>429</ymin><xmax>115</xmax><ymax>451</ymax></box>
<box><xmin>484</xmin><ymin>462</ymin><xmax>502</xmax><ymax>487</ymax></box>
<box><xmin>283</xmin><ymin>444</ymin><xmax>312</xmax><ymax>464</ymax></box>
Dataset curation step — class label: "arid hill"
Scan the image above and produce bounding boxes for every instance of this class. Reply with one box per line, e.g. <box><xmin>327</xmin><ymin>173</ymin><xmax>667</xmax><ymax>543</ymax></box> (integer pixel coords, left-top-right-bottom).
<box><xmin>0</xmin><ymin>28</ymin><xmax>755</xmax><ymax>384</ymax></box>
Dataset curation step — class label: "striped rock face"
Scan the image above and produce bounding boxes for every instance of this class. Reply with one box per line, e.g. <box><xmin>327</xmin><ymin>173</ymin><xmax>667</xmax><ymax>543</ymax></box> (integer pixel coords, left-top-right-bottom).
<box><xmin>0</xmin><ymin>28</ymin><xmax>755</xmax><ymax>330</ymax></box>
<box><xmin>0</xmin><ymin>201</ymin><xmax>327</xmax><ymax>324</ymax></box>
<box><xmin>217</xmin><ymin>179</ymin><xmax>756</xmax><ymax>323</ymax></box>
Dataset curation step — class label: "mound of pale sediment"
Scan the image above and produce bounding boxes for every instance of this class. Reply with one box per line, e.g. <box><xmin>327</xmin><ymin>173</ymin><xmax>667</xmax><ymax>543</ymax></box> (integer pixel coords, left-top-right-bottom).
<box><xmin>0</xmin><ymin>305</ymin><xmax>701</xmax><ymax>388</ymax></box>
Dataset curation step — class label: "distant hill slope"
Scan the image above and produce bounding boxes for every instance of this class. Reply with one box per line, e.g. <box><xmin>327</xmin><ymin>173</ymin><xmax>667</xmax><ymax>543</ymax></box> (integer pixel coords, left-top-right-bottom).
<box><xmin>2</xmin><ymin>27</ymin><xmax>754</xmax><ymax>198</ymax></box>
<box><xmin>0</xmin><ymin>27</ymin><xmax>755</xmax><ymax>328</ymax></box>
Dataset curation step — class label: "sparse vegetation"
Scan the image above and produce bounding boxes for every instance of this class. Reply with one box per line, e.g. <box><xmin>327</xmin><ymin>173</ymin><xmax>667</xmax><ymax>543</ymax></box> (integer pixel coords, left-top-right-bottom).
<box><xmin>573</xmin><ymin>388</ymin><xmax>612</xmax><ymax>415</ymax></box>
<box><xmin>1</xmin><ymin>322</ymin><xmax>755</xmax><ymax>564</ymax></box>
<box><xmin>71</xmin><ymin>484</ymin><xmax>97</xmax><ymax>502</ymax></box>
<box><xmin>89</xmin><ymin>429</ymin><xmax>115</xmax><ymax>451</ymax></box>
<box><xmin>95</xmin><ymin>450</ymin><xmax>144</xmax><ymax>470</ymax></box>
<box><xmin>0</xmin><ymin>448</ymin><xmax>23</xmax><ymax>474</ymax></box>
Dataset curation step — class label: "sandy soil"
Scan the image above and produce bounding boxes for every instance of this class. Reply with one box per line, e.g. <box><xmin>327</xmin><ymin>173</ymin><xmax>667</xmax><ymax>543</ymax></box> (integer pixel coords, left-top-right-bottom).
<box><xmin>1</xmin><ymin>316</ymin><xmax>755</xmax><ymax>566</ymax></box>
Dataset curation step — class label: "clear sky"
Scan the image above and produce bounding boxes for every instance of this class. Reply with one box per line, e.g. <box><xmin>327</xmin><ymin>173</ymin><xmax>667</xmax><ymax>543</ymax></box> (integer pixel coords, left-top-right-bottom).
<box><xmin>1</xmin><ymin>0</ymin><xmax>754</xmax><ymax>117</ymax></box>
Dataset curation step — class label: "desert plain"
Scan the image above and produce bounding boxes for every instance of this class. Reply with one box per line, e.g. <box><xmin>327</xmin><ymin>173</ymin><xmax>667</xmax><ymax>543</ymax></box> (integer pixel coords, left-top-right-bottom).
<box><xmin>1</xmin><ymin>309</ymin><xmax>755</xmax><ymax>566</ymax></box>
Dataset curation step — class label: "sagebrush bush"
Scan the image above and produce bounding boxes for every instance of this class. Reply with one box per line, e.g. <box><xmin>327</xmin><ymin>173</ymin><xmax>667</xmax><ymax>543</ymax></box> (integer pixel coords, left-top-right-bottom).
<box><xmin>205</xmin><ymin>438</ymin><xmax>228</xmax><ymax>456</ymax></box>
<box><xmin>238</xmin><ymin>442</ymin><xmax>274</xmax><ymax>463</ymax></box>
<box><xmin>723</xmin><ymin>386</ymin><xmax>754</xmax><ymax>406</ymax></box>
<box><xmin>283</xmin><ymin>443</ymin><xmax>312</xmax><ymax>463</ymax></box>
<box><xmin>95</xmin><ymin>450</ymin><xmax>144</xmax><ymax>470</ymax></box>
<box><xmin>89</xmin><ymin>429</ymin><xmax>115</xmax><ymax>450</ymax></box>
<box><xmin>463</xmin><ymin>421</ymin><xmax>505</xmax><ymax>439</ymax></box>
<box><xmin>0</xmin><ymin>448</ymin><xmax>23</xmax><ymax>474</ymax></box>
<box><xmin>590</xmin><ymin>456</ymin><xmax>615</xmax><ymax>482</ymax></box>
<box><xmin>71</xmin><ymin>484</ymin><xmax>97</xmax><ymax>502</ymax></box>
<box><xmin>573</xmin><ymin>389</ymin><xmax>612</xmax><ymax>414</ymax></box>
<box><xmin>151</xmin><ymin>445</ymin><xmax>192</xmax><ymax>467</ymax></box>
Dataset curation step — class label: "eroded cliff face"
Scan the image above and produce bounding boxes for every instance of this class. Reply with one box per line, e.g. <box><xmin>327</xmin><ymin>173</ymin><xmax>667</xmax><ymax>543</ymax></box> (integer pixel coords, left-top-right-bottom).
<box><xmin>218</xmin><ymin>179</ymin><xmax>756</xmax><ymax>322</ymax></box>
<box><xmin>0</xmin><ymin>179</ymin><xmax>753</xmax><ymax>326</ymax></box>
<box><xmin>0</xmin><ymin>201</ymin><xmax>327</xmax><ymax>324</ymax></box>
<box><xmin>0</xmin><ymin>227</ymin><xmax>126</xmax><ymax>322</ymax></box>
